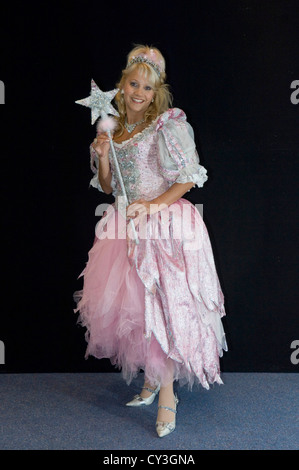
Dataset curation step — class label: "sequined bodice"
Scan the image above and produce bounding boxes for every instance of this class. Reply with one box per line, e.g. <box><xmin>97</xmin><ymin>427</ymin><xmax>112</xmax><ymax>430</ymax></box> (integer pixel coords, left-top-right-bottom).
<box><xmin>111</xmin><ymin>124</ymin><xmax>170</xmax><ymax>204</ymax></box>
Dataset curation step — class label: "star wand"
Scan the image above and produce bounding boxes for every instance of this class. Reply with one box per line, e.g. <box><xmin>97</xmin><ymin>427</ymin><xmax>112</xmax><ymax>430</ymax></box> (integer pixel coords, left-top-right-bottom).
<box><xmin>75</xmin><ymin>79</ymin><xmax>139</xmax><ymax>244</ymax></box>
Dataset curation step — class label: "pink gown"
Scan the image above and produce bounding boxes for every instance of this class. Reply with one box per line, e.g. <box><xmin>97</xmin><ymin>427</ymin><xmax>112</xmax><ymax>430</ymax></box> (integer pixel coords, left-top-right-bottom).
<box><xmin>74</xmin><ymin>108</ymin><xmax>227</xmax><ymax>390</ymax></box>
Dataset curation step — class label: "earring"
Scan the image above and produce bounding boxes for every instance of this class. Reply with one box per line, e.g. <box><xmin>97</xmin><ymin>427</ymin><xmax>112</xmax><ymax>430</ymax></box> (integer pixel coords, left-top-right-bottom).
<box><xmin>121</xmin><ymin>89</ymin><xmax>124</xmax><ymax>95</ymax></box>
<box><xmin>151</xmin><ymin>98</ymin><xmax>154</xmax><ymax>103</ymax></box>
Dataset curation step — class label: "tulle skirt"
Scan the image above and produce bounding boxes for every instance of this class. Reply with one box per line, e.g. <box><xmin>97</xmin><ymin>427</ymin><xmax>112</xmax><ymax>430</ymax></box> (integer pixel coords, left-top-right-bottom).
<box><xmin>74</xmin><ymin>200</ymin><xmax>227</xmax><ymax>389</ymax></box>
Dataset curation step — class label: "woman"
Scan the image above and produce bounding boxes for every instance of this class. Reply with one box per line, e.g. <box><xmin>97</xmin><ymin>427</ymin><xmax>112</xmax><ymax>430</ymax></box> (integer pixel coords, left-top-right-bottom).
<box><xmin>75</xmin><ymin>45</ymin><xmax>227</xmax><ymax>437</ymax></box>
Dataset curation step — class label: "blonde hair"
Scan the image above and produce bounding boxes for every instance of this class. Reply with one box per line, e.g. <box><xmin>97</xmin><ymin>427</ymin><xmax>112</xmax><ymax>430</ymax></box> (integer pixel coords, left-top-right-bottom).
<box><xmin>114</xmin><ymin>45</ymin><xmax>172</xmax><ymax>137</ymax></box>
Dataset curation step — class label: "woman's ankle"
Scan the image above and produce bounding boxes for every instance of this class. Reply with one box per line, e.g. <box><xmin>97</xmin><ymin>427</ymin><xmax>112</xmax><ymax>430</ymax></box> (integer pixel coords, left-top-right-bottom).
<box><xmin>140</xmin><ymin>381</ymin><xmax>157</xmax><ymax>398</ymax></box>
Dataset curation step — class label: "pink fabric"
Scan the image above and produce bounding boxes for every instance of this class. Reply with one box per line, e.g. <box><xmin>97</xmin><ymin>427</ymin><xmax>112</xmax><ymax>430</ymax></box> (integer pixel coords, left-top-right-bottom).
<box><xmin>74</xmin><ymin>211</ymin><xmax>174</xmax><ymax>386</ymax></box>
<box><xmin>75</xmin><ymin>204</ymin><xmax>226</xmax><ymax>389</ymax></box>
<box><xmin>75</xmin><ymin>109</ymin><xmax>227</xmax><ymax>389</ymax></box>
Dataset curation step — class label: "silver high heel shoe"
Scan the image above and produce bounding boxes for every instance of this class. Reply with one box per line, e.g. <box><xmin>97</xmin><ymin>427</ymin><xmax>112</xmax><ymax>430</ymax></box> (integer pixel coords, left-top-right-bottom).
<box><xmin>156</xmin><ymin>394</ymin><xmax>179</xmax><ymax>437</ymax></box>
<box><xmin>126</xmin><ymin>384</ymin><xmax>160</xmax><ymax>407</ymax></box>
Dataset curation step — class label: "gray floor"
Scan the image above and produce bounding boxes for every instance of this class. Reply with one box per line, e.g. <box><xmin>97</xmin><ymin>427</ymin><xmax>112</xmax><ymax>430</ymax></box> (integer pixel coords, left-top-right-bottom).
<box><xmin>0</xmin><ymin>372</ymin><xmax>298</xmax><ymax>450</ymax></box>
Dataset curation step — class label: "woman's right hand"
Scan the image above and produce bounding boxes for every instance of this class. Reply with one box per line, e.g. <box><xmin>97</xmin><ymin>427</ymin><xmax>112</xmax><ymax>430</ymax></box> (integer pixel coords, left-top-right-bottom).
<box><xmin>92</xmin><ymin>132</ymin><xmax>110</xmax><ymax>158</ymax></box>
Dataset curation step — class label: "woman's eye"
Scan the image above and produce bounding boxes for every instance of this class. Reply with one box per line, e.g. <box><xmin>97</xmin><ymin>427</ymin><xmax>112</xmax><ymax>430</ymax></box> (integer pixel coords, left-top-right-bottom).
<box><xmin>130</xmin><ymin>82</ymin><xmax>138</xmax><ymax>87</ymax></box>
<box><xmin>145</xmin><ymin>86</ymin><xmax>152</xmax><ymax>91</ymax></box>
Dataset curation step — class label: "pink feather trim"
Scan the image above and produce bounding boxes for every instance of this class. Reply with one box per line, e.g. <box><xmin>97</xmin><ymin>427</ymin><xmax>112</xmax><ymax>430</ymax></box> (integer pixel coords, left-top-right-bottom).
<box><xmin>97</xmin><ymin>116</ymin><xmax>117</xmax><ymax>133</ymax></box>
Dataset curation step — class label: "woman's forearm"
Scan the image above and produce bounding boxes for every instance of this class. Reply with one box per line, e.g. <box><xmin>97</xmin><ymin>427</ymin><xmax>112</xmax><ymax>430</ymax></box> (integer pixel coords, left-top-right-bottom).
<box><xmin>126</xmin><ymin>181</ymin><xmax>195</xmax><ymax>220</ymax></box>
<box><xmin>151</xmin><ymin>182</ymin><xmax>194</xmax><ymax>210</ymax></box>
<box><xmin>98</xmin><ymin>157</ymin><xmax>113</xmax><ymax>194</ymax></box>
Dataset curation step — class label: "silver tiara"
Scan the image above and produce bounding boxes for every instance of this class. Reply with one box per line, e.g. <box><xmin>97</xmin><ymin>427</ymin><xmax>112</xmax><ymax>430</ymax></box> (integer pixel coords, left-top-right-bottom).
<box><xmin>126</xmin><ymin>56</ymin><xmax>162</xmax><ymax>77</ymax></box>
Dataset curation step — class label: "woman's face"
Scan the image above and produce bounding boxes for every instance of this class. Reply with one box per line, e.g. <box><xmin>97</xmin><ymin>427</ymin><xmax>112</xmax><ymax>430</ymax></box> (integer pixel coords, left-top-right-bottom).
<box><xmin>122</xmin><ymin>69</ymin><xmax>155</xmax><ymax>120</ymax></box>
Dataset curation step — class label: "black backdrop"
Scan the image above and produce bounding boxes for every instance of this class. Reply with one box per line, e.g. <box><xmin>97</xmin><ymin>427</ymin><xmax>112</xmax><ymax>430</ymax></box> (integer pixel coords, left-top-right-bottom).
<box><xmin>0</xmin><ymin>0</ymin><xmax>298</xmax><ymax>374</ymax></box>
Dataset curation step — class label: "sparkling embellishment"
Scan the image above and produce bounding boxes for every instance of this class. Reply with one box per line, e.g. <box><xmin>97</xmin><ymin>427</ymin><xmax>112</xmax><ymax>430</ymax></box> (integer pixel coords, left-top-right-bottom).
<box><xmin>125</xmin><ymin>118</ymin><xmax>145</xmax><ymax>133</ymax></box>
<box><xmin>127</xmin><ymin>56</ymin><xmax>162</xmax><ymax>77</ymax></box>
<box><xmin>75</xmin><ymin>80</ymin><xmax>119</xmax><ymax>124</ymax></box>
<box><xmin>111</xmin><ymin>145</ymin><xmax>140</xmax><ymax>203</ymax></box>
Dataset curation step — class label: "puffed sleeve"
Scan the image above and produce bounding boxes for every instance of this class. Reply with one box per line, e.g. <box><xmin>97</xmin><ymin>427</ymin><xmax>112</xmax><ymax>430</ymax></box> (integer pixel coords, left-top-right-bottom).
<box><xmin>89</xmin><ymin>144</ymin><xmax>104</xmax><ymax>192</ymax></box>
<box><xmin>156</xmin><ymin>108</ymin><xmax>208</xmax><ymax>188</ymax></box>
<box><xmin>89</xmin><ymin>144</ymin><xmax>118</xmax><ymax>196</ymax></box>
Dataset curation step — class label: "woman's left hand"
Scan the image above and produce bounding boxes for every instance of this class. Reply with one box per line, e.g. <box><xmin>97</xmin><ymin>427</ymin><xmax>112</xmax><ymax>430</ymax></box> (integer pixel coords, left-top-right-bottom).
<box><xmin>126</xmin><ymin>199</ymin><xmax>151</xmax><ymax>224</ymax></box>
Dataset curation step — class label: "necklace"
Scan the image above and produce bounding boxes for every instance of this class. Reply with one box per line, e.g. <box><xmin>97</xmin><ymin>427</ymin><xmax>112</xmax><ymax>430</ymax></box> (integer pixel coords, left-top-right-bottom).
<box><xmin>124</xmin><ymin>118</ymin><xmax>145</xmax><ymax>133</ymax></box>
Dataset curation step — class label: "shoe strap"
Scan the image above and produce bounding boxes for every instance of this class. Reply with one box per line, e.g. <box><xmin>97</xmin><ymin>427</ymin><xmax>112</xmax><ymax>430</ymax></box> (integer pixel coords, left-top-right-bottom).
<box><xmin>158</xmin><ymin>405</ymin><xmax>177</xmax><ymax>414</ymax></box>
<box><xmin>142</xmin><ymin>386</ymin><xmax>159</xmax><ymax>395</ymax></box>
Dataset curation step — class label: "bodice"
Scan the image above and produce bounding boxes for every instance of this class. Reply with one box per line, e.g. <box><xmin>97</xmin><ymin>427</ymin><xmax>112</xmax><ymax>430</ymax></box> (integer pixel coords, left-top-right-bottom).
<box><xmin>111</xmin><ymin>123</ymin><xmax>170</xmax><ymax>204</ymax></box>
<box><xmin>89</xmin><ymin>108</ymin><xmax>208</xmax><ymax>205</ymax></box>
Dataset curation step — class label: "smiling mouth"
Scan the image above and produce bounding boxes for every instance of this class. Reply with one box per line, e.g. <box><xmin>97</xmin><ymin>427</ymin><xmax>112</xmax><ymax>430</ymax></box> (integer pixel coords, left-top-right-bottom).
<box><xmin>131</xmin><ymin>98</ymin><xmax>144</xmax><ymax>103</ymax></box>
